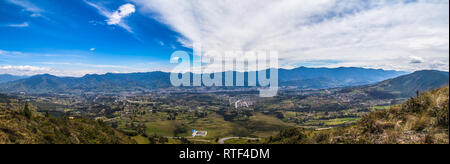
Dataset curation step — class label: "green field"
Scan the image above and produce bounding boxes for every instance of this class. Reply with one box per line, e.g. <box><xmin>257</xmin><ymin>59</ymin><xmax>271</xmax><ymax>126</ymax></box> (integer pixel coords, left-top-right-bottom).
<box><xmin>240</xmin><ymin>113</ymin><xmax>295</xmax><ymax>137</ymax></box>
<box><xmin>300</xmin><ymin>117</ymin><xmax>360</xmax><ymax>127</ymax></box>
<box><xmin>322</xmin><ymin>117</ymin><xmax>360</xmax><ymax>126</ymax></box>
<box><xmin>223</xmin><ymin>138</ymin><xmax>264</xmax><ymax>144</ymax></box>
<box><xmin>142</xmin><ymin>112</ymin><xmax>295</xmax><ymax>141</ymax></box>
<box><xmin>372</xmin><ymin>105</ymin><xmax>391</xmax><ymax>111</ymax></box>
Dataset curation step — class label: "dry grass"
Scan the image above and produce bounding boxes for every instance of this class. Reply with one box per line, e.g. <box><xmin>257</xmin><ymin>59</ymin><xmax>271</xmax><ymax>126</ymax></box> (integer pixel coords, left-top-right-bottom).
<box><xmin>269</xmin><ymin>86</ymin><xmax>449</xmax><ymax>144</ymax></box>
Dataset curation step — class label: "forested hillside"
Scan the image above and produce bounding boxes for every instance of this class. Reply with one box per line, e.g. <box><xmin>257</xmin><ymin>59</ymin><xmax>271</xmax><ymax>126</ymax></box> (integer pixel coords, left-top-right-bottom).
<box><xmin>0</xmin><ymin>97</ymin><xmax>135</xmax><ymax>144</ymax></box>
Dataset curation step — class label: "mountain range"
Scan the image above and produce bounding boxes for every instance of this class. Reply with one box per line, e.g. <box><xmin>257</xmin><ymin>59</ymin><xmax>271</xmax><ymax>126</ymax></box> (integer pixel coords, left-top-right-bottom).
<box><xmin>0</xmin><ymin>74</ymin><xmax>28</xmax><ymax>84</ymax></box>
<box><xmin>1</xmin><ymin>67</ymin><xmax>446</xmax><ymax>96</ymax></box>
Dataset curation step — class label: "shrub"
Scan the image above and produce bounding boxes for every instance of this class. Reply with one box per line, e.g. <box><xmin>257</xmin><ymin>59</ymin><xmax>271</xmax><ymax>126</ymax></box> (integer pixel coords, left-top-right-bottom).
<box><xmin>23</xmin><ymin>103</ymin><xmax>32</xmax><ymax>119</ymax></box>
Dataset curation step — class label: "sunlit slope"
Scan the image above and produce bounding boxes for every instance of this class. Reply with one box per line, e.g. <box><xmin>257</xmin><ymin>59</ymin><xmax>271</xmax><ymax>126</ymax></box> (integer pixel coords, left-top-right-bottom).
<box><xmin>269</xmin><ymin>86</ymin><xmax>449</xmax><ymax>144</ymax></box>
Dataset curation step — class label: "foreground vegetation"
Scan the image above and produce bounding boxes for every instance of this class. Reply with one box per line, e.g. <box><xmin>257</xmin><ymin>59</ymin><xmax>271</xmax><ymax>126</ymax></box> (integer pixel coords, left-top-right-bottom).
<box><xmin>0</xmin><ymin>101</ymin><xmax>135</xmax><ymax>144</ymax></box>
<box><xmin>268</xmin><ymin>86</ymin><xmax>449</xmax><ymax>144</ymax></box>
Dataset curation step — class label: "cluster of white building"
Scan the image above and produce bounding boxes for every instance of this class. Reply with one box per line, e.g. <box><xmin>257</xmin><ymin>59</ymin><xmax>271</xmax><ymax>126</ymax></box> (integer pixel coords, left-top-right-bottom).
<box><xmin>192</xmin><ymin>129</ymin><xmax>208</xmax><ymax>137</ymax></box>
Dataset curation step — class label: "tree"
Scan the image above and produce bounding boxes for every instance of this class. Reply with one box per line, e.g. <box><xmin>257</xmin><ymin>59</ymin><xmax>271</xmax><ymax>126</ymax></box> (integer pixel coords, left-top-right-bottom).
<box><xmin>23</xmin><ymin>103</ymin><xmax>32</xmax><ymax>119</ymax></box>
<box><xmin>148</xmin><ymin>137</ymin><xmax>156</xmax><ymax>144</ymax></box>
<box><xmin>45</xmin><ymin>110</ymin><xmax>50</xmax><ymax>118</ymax></box>
<box><xmin>180</xmin><ymin>137</ymin><xmax>191</xmax><ymax>144</ymax></box>
<box><xmin>159</xmin><ymin>137</ymin><xmax>169</xmax><ymax>144</ymax></box>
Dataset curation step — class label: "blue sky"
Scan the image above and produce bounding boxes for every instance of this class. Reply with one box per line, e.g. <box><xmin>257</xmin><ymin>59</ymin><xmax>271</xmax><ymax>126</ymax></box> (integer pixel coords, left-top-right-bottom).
<box><xmin>0</xmin><ymin>0</ymin><xmax>449</xmax><ymax>76</ymax></box>
<box><xmin>0</xmin><ymin>0</ymin><xmax>187</xmax><ymax>76</ymax></box>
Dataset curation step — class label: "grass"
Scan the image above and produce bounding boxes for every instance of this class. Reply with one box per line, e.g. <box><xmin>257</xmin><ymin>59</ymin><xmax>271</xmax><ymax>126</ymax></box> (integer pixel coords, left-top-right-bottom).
<box><xmin>0</xmin><ymin>111</ymin><xmax>135</xmax><ymax>144</ymax></box>
<box><xmin>322</xmin><ymin>117</ymin><xmax>360</xmax><ymax>126</ymax></box>
<box><xmin>268</xmin><ymin>86</ymin><xmax>449</xmax><ymax>144</ymax></box>
<box><xmin>372</xmin><ymin>105</ymin><xmax>391</xmax><ymax>111</ymax></box>
<box><xmin>301</xmin><ymin>117</ymin><xmax>360</xmax><ymax>127</ymax></box>
<box><xmin>282</xmin><ymin>111</ymin><xmax>298</xmax><ymax>118</ymax></box>
<box><xmin>240</xmin><ymin>112</ymin><xmax>295</xmax><ymax>137</ymax></box>
<box><xmin>145</xmin><ymin>120</ymin><xmax>180</xmax><ymax>137</ymax></box>
<box><xmin>223</xmin><ymin>138</ymin><xmax>264</xmax><ymax>144</ymax></box>
<box><xmin>142</xmin><ymin>112</ymin><xmax>295</xmax><ymax>141</ymax></box>
<box><xmin>144</xmin><ymin>113</ymin><xmax>248</xmax><ymax>139</ymax></box>
<box><xmin>187</xmin><ymin>113</ymin><xmax>248</xmax><ymax>139</ymax></box>
<box><xmin>132</xmin><ymin>135</ymin><xmax>150</xmax><ymax>144</ymax></box>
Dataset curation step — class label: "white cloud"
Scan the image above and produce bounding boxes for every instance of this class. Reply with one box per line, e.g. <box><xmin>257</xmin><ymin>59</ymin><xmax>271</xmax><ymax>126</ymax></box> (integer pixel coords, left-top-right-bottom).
<box><xmin>0</xmin><ymin>49</ymin><xmax>24</xmax><ymax>57</ymax></box>
<box><xmin>0</xmin><ymin>65</ymin><xmax>48</xmax><ymax>71</ymax></box>
<box><xmin>85</xmin><ymin>1</ymin><xmax>136</xmax><ymax>33</ymax></box>
<box><xmin>0</xmin><ymin>50</ymin><xmax>165</xmax><ymax>77</ymax></box>
<box><xmin>38</xmin><ymin>62</ymin><xmax>162</xmax><ymax>76</ymax></box>
<box><xmin>107</xmin><ymin>4</ymin><xmax>136</xmax><ymax>25</ymax></box>
<box><xmin>0</xmin><ymin>62</ymin><xmax>156</xmax><ymax>77</ymax></box>
<box><xmin>410</xmin><ymin>56</ymin><xmax>425</xmax><ymax>64</ymax></box>
<box><xmin>6</xmin><ymin>0</ymin><xmax>43</xmax><ymax>13</ymax></box>
<box><xmin>90</xmin><ymin>48</ymin><xmax>96</xmax><ymax>51</ymax></box>
<box><xmin>6</xmin><ymin>0</ymin><xmax>44</xmax><ymax>17</ymax></box>
<box><xmin>6</xmin><ymin>22</ymin><xmax>29</xmax><ymax>28</ymax></box>
<box><xmin>133</xmin><ymin>0</ymin><xmax>449</xmax><ymax>71</ymax></box>
<box><xmin>0</xmin><ymin>65</ymin><xmax>51</xmax><ymax>76</ymax></box>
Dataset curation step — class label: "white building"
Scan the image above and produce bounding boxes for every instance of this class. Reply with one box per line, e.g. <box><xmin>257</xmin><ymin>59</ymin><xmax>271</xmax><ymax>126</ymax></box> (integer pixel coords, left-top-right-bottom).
<box><xmin>192</xmin><ymin>130</ymin><xmax>207</xmax><ymax>137</ymax></box>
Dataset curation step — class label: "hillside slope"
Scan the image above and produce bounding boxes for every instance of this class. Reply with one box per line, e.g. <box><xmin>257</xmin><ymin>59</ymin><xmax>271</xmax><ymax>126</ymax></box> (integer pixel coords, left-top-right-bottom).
<box><xmin>269</xmin><ymin>86</ymin><xmax>449</xmax><ymax>144</ymax></box>
<box><xmin>0</xmin><ymin>112</ymin><xmax>136</xmax><ymax>144</ymax></box>
<box><xmin>366</xmin><ymin>70</ymin><xmax>449</xmax><ymax>97</ymax></box>
<box><xmin>0</xmin><ymin>99</ymin><xmax>135</xmax><ymax>144</ymax></box>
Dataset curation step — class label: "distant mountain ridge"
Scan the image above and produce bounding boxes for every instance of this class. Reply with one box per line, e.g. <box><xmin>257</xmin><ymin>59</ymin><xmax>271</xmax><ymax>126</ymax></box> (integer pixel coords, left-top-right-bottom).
<box><xmin>0</xmin><ymin>74</ymin><xmax>28</xmax><ymax>84</ymax></box>
<box><xmin>279</xmin><ymin>67</ymin><xmax>406</xmax><ymax>89</ymax></box>
<box><xmin>0</xmin><ymin>67</ymin><xmax>409</xmax><ymax>94</ymax></box>
<box><xmin>0</xmin><ymin>72</ymin><xmax>171</xmax><ymax>94</ymax></box>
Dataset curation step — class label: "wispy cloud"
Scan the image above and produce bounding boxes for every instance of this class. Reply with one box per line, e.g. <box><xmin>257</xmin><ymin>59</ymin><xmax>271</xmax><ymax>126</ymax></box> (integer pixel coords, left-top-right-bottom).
<box><xmin>0</xmin><ymin>61</ymin><xmax>156</xmax><ymax>77</ymax></box>
<box><xmin>84</xmin><ymin>1</ymin><xmax>136</xmax><ymax>33</ymax></box>
<box><xmin>0</xmin><ymin>65</ymin><xmax>49</xmax><ymax>71</ymax></box>
<box><xmin>0</xmin><ymin>65</ymin><xmax>51</xmax><ymax>76</ymax></box>
<box><xmin>36</xmin><ymin>62</ymin><xmax>165</xmax><ymax>77</ymax></box>
<box><xmin>41</xmin><ymin>62</ymin><xmax>136</xmax><ymax>69</ymax></box>
<box><xmin>0</xmin><ymin>65</ymin><xmax>107</xmax><ymax>77</ymax></box>
<box><xmin>5</xmin><ymin>0</ymin><xmax>44</xmax><ymax>17</ymax></box>
<box><xmin>0</xmin><ymin>49</ymin><xmax>83</xmax><ymax>58</ymax></box>
<box><xmin>6</xmin><ymin>22</ymin><xmax>29</xmax><ymax>28</ymax></box>
<box><xmin>133</xmin><ymin>0</ymin><xmax>449</xmax><ymax>72</ymax></box>
<box><xmin>0</xmin><ymin>49</ymin><xmax>25</xmax><ymax>57</ymax></box>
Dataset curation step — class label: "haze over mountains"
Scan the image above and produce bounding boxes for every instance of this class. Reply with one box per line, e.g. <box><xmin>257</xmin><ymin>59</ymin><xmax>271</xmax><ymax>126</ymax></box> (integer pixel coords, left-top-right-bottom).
<box><xmin>278</xmin><ymin>67</ymin><xmax>406</xmax><ymax>89</ymax></box>
<box><xmin>0</xmin><ymin>74</ymin><xmax>28</xmax><ymax>84</ymax></box>
<box><xmin>0</xmin><ymin>67</ymin><xmax>447</xmax><ymax>97</ymax></box>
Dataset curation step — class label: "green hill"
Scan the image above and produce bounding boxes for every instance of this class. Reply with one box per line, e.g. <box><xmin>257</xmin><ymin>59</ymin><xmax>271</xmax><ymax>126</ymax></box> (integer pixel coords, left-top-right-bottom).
<box><xmin>0</xmin><ymin>101</ymin><xmax>135</xmax><ymax>144</ymax></box>
<box><xmin>268</xmin><ymin>86</ymin><xmax>449</xmax><ymax>144</ymax></box>
<box><xmin>367</xmin><ymin>70</ymin><xmax>449</xmax><ymax>97</ymax></box>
